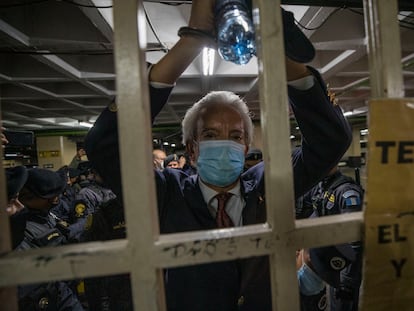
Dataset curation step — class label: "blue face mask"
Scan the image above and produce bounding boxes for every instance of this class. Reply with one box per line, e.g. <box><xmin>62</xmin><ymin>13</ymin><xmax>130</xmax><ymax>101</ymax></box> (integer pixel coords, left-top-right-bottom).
<box><xmin>197</xmin><ymin>140</ymin><xmax>245</xmax><ymax>187</ymax></box>
<box><xmin>297</xmin><ymin>251</ymin><xmax>325</xmax><ymax>296</ymax></box>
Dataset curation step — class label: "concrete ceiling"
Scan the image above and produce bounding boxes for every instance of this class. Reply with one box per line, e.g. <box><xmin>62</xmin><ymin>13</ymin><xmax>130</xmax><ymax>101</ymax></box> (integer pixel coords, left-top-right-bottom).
<box><xmin>0</xmin><ymin>0</ymin><xmax>413</xmax><ymax>145</ymax></box>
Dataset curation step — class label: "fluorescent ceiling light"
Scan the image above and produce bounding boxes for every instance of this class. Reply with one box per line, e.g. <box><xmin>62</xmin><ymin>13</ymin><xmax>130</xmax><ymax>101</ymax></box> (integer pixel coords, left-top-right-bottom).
<box><xmin>320</xmin><ymin>50</ymin><xmax>356</xmax><ymax>74</ymax></box>
<box><xmin>202</xmin><ymin>48</ymin><xmax>215</xmax><ymax>76</ymax></box>
<box><xmin>79</xmin><ymin>122</ymin><xmax>93</xmax><ymax>128</ymax></box>
<box><xmin>343</xmin><ymin>106</ymin><xmax>368</xmax><ymax>117</ymax></box>
<box><xmin>1</xmin><ymin>120</ymin><xmax>19</xmax><ymax>126</ymax></box>
<box><xmin>21</xmin><ymin>124</ymin><xmax>43</xmax><ymax>129</ymax></box>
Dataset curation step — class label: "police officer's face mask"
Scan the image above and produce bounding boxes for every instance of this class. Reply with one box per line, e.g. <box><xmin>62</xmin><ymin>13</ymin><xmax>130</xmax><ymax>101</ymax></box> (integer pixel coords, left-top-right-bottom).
<box><xmin>297</xmin><ymin>251</ymin><xmax>325</xmax><ymax>295</ymax></box>
<box><xmin>196</xmin><ymin>140</ymin><xmax>245</xmax><ymax>187</ymax></box>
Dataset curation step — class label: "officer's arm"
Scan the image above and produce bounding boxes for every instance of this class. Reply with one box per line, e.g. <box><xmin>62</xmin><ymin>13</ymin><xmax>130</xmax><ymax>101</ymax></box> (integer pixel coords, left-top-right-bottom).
<box><xmin>148</xmin><ymin>0</ymin><xmax>214</xmax><ymax>120</ymax></box>
<box><xmin>289</xmin><ymin>67</ymin><xmax>352</xmax><ymax>198</ymax></box>
<box><xmin>149</xmin><ymin>0</ymin><xmax>214</xmax><ymax>85</ymax></box>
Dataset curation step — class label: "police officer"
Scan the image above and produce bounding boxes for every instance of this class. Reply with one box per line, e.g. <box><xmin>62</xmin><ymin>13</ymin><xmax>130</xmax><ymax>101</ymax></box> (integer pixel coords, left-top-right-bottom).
<box><xmin>72</xmin><ymin>168</ymin><xmax>116</xmax><ymax>239</ymax></box>
<box><xmin>297</xmin><ymin>245</ymin><xmax>357</xmax><ymax>311</ymax></box>
<box><xmin>67</xmin><ymin>167</ymin><xmax>117</xmax><ymax>309</ymax></box>
<box><xmin>163</xmin><ymin>154</ymin><xmax>180</xmax><ymax>169</ymax></box>
<box><xmin>13</xmin><ymin>167</ymin><xmax>83</xmax><ymax>311</ymax></box>
<box><xmin>244</xmin><ymin>148</ymin><xmax>263</xmax><ymax>171</ymax></box>
<box><xmin>297</xmin><ymin>166</ymin><xmax>364</xmax><ymax>311</ymax></box>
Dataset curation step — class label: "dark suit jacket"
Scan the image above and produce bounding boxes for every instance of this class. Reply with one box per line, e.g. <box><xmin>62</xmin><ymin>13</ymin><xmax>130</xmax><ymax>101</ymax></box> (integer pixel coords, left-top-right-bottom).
<box><xmin>154</xmin><ymin>68</ymin><xmax>351</xmax><ymax>311</ymax></box>
<box><xmin>85</xmin><ymin>67</ymin><xmax>352</xmax><ymax>310</ymax></box>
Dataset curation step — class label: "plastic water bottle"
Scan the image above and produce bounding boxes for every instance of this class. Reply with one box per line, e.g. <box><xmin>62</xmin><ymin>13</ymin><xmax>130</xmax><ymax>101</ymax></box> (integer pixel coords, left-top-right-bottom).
<box><xmin>215</xmin><ymin>0</ymin><xmax>256</xmax><ymax>65</ymax></box>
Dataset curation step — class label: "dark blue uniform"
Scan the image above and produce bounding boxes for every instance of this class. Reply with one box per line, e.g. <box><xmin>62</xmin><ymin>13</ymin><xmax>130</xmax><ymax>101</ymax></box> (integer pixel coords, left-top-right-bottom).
<box><xmin>13</xmin><ymin>209</ymin><xmax>84</xmax><ymax>311</ymax></box>
<box><xmin>297</xmin><ymin>170</ymin><xmax>364</xmax><ymax>311</ymax></box>
<box><xmin>10</xmin><ymin>167</ymin><xmax>84</xmax><ymax>310</ymax></box>
<box><xmin>73</xmin><ymin>182</ymin><xmax>116</xmax><ymax>241</ymax></box>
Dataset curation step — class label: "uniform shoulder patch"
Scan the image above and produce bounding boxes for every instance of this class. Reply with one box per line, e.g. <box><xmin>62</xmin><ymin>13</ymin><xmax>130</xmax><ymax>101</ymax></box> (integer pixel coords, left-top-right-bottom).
<box><xmin>342</xmin><ymin>190</ymin><xmax>361</xmax><ymax>207</ymax></box>
<box><xmin>342</xmin><ymin>190</ymin><xmax>360</xmax><ymax>199</ymax></box>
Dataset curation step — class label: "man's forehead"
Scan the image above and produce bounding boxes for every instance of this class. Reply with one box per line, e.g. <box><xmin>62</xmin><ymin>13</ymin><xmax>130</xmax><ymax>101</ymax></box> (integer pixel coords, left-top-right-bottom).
<box><xmin>199</xmin><ymin>105</ymin><xmax>243</xmax><ymax>124</ymax></box>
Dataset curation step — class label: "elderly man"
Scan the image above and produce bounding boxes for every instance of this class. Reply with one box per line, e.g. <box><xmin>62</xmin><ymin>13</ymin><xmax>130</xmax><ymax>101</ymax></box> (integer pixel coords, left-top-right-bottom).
<box><xmin>84</xmin><ymin>1</ymin><xmax>352</xmax><ymax>310</ymax></box>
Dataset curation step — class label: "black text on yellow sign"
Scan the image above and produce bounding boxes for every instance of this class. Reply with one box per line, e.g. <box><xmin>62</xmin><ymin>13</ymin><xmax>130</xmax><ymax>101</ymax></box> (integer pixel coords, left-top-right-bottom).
<box><xmin>361</xmin><ymin>99</ymin><xmax>414</xmax><ymax>311</ymax></box>
<box><xmin>375</xmin><ymin>141</ymin><xmax>414</xmax><ymax>163</ymax></box>
<box><xmin>378</xmin><ymin>223</ymin><xmax>408</xmax><ymax>278</ymax></box>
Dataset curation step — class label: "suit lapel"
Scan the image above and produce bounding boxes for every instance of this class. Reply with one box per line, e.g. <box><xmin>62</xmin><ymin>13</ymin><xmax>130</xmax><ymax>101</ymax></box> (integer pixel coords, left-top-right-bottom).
<box><xmin>183</xmin><ymin>175</ymin><xmax>216</xmax><ymax>228</ymax></box>
<box><xmin>241</xmin><ymin>169</ymin><xmax>267</xmax><ymax>225</ymax></box>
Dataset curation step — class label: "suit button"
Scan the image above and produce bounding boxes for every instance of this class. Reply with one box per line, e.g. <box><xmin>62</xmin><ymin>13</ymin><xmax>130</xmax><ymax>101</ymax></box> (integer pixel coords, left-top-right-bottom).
<box><xmin>237</xmin><ymin>295</ymin><xmax>245</xmax><ymax>306</ymax></box>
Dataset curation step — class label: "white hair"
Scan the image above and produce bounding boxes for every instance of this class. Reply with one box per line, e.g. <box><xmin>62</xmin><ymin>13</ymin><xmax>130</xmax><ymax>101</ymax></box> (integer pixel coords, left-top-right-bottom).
<box><xmin>181</xmin><ymin>91</ymin><xmax>254</xmax><ymax>146</ymax></box>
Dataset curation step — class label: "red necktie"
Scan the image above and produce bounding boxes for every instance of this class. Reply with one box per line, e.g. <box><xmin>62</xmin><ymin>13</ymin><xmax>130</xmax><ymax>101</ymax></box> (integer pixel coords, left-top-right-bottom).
<box><xmin>215</xmin><ymin>192</ymin><xmax>234</xmax><ymax>228</ymax></box>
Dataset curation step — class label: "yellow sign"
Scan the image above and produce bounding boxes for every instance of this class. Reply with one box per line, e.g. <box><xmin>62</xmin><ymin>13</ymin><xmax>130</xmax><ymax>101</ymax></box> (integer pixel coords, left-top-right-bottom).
<box><xmin>361</xmin><ymin>99</ymin><xmax>414</xmax><ymax>310</ymax></box>
<box><xmin>38</xmin><ymin>150</ymin><xmax>60</xmax><ymax>158</ymax></box>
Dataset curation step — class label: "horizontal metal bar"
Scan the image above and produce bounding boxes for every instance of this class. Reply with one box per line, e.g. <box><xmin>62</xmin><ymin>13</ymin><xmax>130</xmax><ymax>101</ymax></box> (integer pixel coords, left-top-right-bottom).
<box><xmin>0</xmin><ymin>213</ymin><xmax>363</xmax><ymax>287</ymax></box>
<box><xmin>154</xmin><ymin>212</ymin><xmax>364</xmax><ymax>267</ymax></box>
<box><xmin>0</xmin><ymin>240</ymin><xmax>130</xmax><ymax>287</ymax></box>
<box><xmin>292</xmin><ymin>211</ymin><xmax>364</xmax><ymax>248</ymax></box>
<box><xmin>153</xmin><ymin>224</ymin><xmax>274</xmax><ymax>268</ymax></box>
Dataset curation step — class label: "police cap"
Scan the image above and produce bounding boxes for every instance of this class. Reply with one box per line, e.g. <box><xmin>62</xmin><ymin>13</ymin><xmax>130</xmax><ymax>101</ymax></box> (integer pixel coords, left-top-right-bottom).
<box><xmin>245</xmin><ymin>148</ymin><xmax>262</xmax><ymax>161</ymax></box>
<box><xmin>24</xmin><ymin>168</ymin><xmax>66</xmax><ymax>199</ymax></box>
<box><xmin>77</xmin><ymin>161</ymin><xmax>92</xmax><ymax>174</ymax></box>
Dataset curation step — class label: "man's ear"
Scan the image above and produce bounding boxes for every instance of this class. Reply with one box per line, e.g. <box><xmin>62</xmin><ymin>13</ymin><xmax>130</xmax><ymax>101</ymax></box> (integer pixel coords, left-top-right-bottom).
<box><xmin>186</xmin><ymin>143</ymin><xmax>195</xmax><ymax>162</ymax></box>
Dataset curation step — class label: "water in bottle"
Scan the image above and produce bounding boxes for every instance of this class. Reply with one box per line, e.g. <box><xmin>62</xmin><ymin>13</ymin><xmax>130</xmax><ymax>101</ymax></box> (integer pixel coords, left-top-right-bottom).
<box><xmin>215</xmin><ymin>0</ymin><xmax>256</xmax><ymax>65</ymax></box>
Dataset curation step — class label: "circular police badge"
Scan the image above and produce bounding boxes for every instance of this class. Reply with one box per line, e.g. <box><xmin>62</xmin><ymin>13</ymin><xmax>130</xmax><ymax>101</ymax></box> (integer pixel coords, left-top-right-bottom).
<box><xmin>75</xmin><ymin>203</ymin><xmax>86</xmax><ymax>217</ymax></box>
<box><xmin>330</xmin><ymin>256</ymin><xmax>346</xmax><ymax>270</ymax></box>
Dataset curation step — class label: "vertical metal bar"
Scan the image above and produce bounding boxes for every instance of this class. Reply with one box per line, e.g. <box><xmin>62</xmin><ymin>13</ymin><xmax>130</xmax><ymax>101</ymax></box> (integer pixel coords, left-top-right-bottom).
<box><xmin>0</xmin><ymin>111</ymin><xmax>18</xmax><ymax>310</ymax></box>
<box><xmin>112</xmin><ymin>1</ymin><xmax>164</xmax><ymax>310</ymax></box>
<box><xmin>363</xmin><ymin>0</ymin><xmax>404</xmax><ymax>98</ymax></box>
<box><xmin>255</xmin><ymin>0</ymin><xmax>299</xmax><ymax>310</ymax></box>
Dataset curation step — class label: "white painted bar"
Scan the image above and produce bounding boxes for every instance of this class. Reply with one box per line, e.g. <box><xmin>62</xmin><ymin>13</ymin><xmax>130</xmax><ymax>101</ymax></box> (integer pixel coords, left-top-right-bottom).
<box><xmin>0</xmin><ymin>131</ymin><xmax>18</xmax><ymax>310</ymax></box>
<box><xmin>255</xmin><ymin>0</ymin><xmax>300</xmax><ymax>309</ymax></box>
<box><xmin>0</xmin><ymin>240</ymin><xmax>130</xmax><ymax>287</ymax></box>
<box><xmin>112</xmin><ymin>0</ymin><xmax>165</xmax><ymax>310</ymax></box>
<box><xmin>0</xmin><ymin>213</ymin><xmax>363</xmax><ymax>288</ymax></box>
<box><xmin>363</xmin><ymin>0</ymin><xmax>404</xmax><ymax>98</ymax></box>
